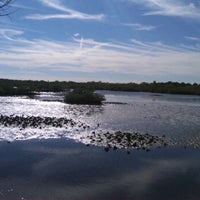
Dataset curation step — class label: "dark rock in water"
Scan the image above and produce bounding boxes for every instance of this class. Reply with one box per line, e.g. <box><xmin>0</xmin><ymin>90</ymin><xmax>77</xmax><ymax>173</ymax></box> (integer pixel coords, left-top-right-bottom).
<box><xmin>85</xmin><ymin>131</ymin><xmax>172</xmax><ymax>150</ymax></box>
<box><xmin>0</xmin><ymin>115</ymin><xmax>172</xmax><ymax>152</ymax></box>
<box><xmin>113</xmin><ymin>146</ymin><xmax>117</xmax><ymax>151</ymax></box>
<box><xmin>104</xmin><ymin>147</ymin><xmax>110</xmax><ymax>152</ymax></box>
<box><xmin>0</xmin><ymin>115</ymin><xmax>88</xmax><ymax>130</ymax></box>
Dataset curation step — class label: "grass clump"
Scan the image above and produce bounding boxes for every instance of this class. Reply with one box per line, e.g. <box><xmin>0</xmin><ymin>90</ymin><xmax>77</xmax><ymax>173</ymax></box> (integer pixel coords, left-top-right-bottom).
<box><xmin>64</xmin><ymin>88</ymin><xmax>105</xmax><ymax>105</ymax></box>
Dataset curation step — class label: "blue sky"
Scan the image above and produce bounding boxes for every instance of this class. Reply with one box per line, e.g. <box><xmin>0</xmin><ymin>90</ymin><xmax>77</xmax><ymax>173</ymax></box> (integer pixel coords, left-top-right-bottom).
<box><xmin>0</xmin><ymin>0</ymin><xmax>200</xmax><ymax>83</ymax></box>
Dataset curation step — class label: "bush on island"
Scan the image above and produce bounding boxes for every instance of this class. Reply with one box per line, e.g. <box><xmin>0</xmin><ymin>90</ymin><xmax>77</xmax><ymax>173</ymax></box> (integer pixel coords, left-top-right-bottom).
<box><xmin>64</xmin><ymin>88</ymin><xmax>105</xmax><ymax>105</ymax></box>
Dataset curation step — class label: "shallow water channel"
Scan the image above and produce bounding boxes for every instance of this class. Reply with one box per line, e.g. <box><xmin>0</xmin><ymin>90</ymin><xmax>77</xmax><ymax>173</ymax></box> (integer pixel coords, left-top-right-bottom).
<box><xmin>0</xmin><ymin>91</ymin><xmax>200</xmax><ymax>200</ymax></box>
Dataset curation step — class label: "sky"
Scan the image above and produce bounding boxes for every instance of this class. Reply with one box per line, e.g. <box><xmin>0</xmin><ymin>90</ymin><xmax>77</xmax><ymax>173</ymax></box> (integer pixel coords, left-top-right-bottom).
<box><xmin>0</xmin><ymin>0</ymin><xmax>200</xmax><ymax>83</ymax></box>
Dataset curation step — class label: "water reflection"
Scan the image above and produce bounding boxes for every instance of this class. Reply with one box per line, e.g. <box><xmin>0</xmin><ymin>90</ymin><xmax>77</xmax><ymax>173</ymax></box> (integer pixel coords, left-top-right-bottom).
<box><xmin>0</xmin><ymin>139</ymin><xmax>199</xmax><ymax>200</ymax></box>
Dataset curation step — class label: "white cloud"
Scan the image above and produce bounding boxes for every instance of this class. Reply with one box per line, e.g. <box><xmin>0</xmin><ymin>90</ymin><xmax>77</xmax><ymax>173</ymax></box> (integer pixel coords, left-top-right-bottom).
<box><xmin>129</xmin><ymin>0</ymin><xmax>200</xmax><ymax>19</ymax></box>
<box><xmin>0</xmin><ymin>29</ymin><xmax>200</xmax><ymax>81</ymax></box>
<box><xmin>0</xmin><ymin>29</ymin><xmax>24</xmax><ymax>41</ymax></box>
<box><xmin>124</xmin><ymin>23</ymin><xmax>156</xmax><ymax>31</ymax></box>
<box><xmin>73</xmin><ymin>33</ymin><xmax>80</xmax><ymax>37</ymax></box>
<box><xmin>25</xmin><ymin>0</ymin><xmax>105</xmax><ymax>21</ymax></box>
<box><xmin>185</xmin><ymin>36</ymin><xmax>200</xmax><ymax>41</ymax></box>
<box><xmin>26</xmin><ymin>13</ymin><xmax>104</xmax><ymax>21</ymax></box>
<box><xmin>39</xmin><ymin>0</ymin><xmax>69</xmax><ymax>12</ymax></box>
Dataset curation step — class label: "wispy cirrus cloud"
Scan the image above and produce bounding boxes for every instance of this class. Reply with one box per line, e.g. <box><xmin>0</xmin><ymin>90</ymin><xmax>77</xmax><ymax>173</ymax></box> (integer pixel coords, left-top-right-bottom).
<box><xmin>0</xmin><ymin>29</ymin><xmax>23</xmax><ymax>41</ymax></box>
<box><xmin>26</xmin><ymin>13</ymin><xmax>104</xmax><ymax>20</ymax></box>
<box><xmin>129</xmin><ymin>0</ymin><xmax>200</xmax><ymax>19</ymax></box>
<box><xmin>124</xmin><ymin>23</ymin><xmax>156</xmax><ymax>31</ymax></box>
<box><xmin>185</xmin><ymin>36</ymin><xmax>200</xmax><ymax>41</ymax></box>
<box><xmin>25</xmin><ymin>0</ymin><xmax>105</xmax><ymax>21</ymax></box>
<box><xmin>0</xmin><ymin>28</ymin><xmax>200</xmax><ymax>82</ymax></box>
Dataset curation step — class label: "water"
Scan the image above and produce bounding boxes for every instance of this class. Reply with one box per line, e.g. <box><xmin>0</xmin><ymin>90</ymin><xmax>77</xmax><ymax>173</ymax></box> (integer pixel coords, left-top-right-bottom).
<box><xmin>0</xmin><ymin>140</ymin><xmax>199</xmax><ymax>200</ymax></box>
<box><xmin>0</xmin><ymin>91</ymin><xmax>200</xmax><ymax>199</ymax></box>
<box><xmin>93</xmin><ymin>91</ymin><xmax>200</xmax><ymax>147</ymax></box>
<box><xmin>0</xmin><ymin>91</ymin><xmax>200</xmax><ymax>146</ymax></box>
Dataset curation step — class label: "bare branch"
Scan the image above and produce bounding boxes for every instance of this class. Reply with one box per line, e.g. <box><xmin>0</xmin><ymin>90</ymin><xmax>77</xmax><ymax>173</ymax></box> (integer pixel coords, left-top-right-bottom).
<box><xmin>0</xmin><ymin>0</ymin><xmax>13</xmax><ymax>16</ymax></box>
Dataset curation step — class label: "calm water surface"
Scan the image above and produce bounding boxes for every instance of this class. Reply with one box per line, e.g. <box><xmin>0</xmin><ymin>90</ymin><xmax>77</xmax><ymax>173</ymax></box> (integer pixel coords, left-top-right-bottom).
<box><xmin>0</xmin><ymin>91</ymin><xmax>200</xmax><ymax>200</ymax></box>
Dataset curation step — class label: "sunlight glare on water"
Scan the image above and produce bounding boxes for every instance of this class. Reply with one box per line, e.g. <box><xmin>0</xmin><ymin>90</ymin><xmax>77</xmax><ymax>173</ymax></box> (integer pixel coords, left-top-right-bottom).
<box><xmin>0</xmin><ymin>92</ymin><xmax>200</xmax><ymax>148</ymax></box>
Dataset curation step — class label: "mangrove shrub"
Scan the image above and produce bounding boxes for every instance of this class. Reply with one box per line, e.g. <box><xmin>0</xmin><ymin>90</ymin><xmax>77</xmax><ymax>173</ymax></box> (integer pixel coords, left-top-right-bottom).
<box><xmin>64</xmin><ymin>89</ymin><xmax>105</xmax><ymax>105</ymax></box>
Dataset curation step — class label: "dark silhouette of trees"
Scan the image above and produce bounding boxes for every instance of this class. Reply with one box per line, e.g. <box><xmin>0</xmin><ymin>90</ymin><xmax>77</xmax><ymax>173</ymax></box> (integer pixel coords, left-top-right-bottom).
<box><xmin>0</xmin><ymin>79</ymin><xmax>200</xmax><ymax>96</ymax></box>
<box><xmin>0</xmin><ymin>0</ymin><xmax>12</xmax><ymax>16</ymax></box>
<box><xmin>64</xmin><ymin>88</ymin><xmax>105</xmax><ymax>105</ymax></box>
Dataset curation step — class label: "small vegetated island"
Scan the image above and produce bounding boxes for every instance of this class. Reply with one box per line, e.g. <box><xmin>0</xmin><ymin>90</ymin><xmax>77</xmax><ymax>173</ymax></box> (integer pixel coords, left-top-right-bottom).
<box><xmin>64</xmin><ymin>88</ymin><xmax>105</xmax><ymax>105</ymax></box>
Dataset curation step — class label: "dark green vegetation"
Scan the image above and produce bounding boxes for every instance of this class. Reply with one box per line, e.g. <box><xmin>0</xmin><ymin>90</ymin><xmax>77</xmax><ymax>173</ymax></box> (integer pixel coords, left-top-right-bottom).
<box><xmin>64</xmin><ymin>89</ymin><xmax>105</xmax><ymax>105</ymax></box>
<box><xmin>0</xmin><ymin>78</ymin><xmax>200</xmax><ymax>96</ymax></box>
<box><xmin>0</xmin><ymin>84</ymin><xmax>34</xmax><ymax>96</ymax></box>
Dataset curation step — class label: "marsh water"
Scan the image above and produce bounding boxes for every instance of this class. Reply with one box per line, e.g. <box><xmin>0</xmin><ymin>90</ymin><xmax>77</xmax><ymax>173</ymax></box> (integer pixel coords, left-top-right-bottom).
<box><xmin>0</xmin><ymin>91</ymin><xmax>200</xmax><ymax>200</ymax></box>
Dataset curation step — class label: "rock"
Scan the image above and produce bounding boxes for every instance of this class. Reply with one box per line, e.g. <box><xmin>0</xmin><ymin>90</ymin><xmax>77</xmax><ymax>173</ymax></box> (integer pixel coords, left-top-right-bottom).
<box><xmin>0</xmin><ymin>115</ymin><xmax>88</xmax><ymax>130</ymax></box>
<box><xmin>84</xmin><ymin>131</ymin><xmax>171</xmax><ymax>151</ymax></box>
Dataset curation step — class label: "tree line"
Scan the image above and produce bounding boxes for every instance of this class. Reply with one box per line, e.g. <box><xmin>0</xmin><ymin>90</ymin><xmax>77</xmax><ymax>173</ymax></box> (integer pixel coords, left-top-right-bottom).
<box><xmin>0</xmin><ymin>79</ymin><xmax>200</xmax><ymax>96</ymax></box>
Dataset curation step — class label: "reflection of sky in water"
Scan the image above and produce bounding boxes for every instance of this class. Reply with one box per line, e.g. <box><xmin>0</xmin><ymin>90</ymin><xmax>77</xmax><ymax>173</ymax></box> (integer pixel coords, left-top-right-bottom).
<box><xmin>0</xmin><ymin>91</ymin><xmax>200</xmax><ymax>148</ymax></box>
<box><xmin>0</xmin><ymin>92</ymin><xmax>200</xmax><ymax>199</ymax></box>
<box><xmin>0</xmin><ymin>139</ymin><xmax>199</xmax><ymax>200</ymax></box>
